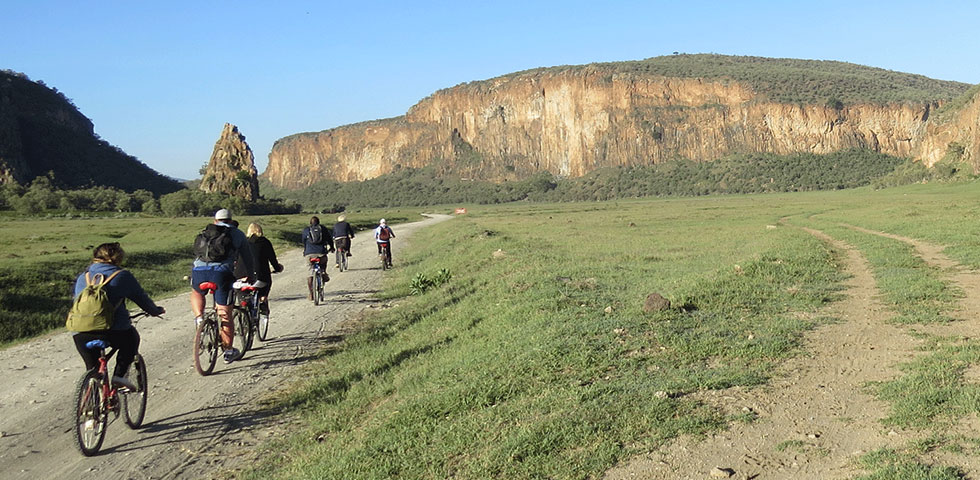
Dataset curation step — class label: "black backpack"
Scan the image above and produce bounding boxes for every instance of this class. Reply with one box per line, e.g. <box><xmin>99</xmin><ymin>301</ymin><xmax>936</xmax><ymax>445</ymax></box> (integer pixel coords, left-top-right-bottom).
<box><xmin>194</xmin><ymin>224</ymin><xmax>234</xmax><ymax>262</ymax></box>
<box><xmin>309</xmin><ymin>224</ymin><xmax>324</xmax><ymax>244</ymax></box>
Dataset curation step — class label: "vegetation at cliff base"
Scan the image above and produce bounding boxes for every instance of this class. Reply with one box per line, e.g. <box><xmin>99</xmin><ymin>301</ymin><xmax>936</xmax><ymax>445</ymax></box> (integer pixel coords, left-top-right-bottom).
<box><xmin>263</xmin><ymin>149</ymin><xmax>927</xmax><ymax>210</ymax></box>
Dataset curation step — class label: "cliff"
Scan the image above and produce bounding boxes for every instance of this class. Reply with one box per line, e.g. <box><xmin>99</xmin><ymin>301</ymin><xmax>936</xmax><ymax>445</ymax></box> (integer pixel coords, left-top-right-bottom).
<box><xmin>0</xmin><ymin>70</ymin><xmax>182</xmax><ymax>194</ymax></box>
<box><xmin>200</xmin><ymin>123</ymin><xmax>259</xmax><ymax>201</ymax></box>
<box><xmin>264</xmin><ymin>56</ymin><xmax>976</xmax><ymax>189</ymax></box>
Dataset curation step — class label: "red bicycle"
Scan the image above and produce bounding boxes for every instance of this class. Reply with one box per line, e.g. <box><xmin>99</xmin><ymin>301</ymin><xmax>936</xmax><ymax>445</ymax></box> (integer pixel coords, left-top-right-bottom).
<box><xmin>73</xmin><ymin>314</ymin><xmax>149</xmax><ymax>456</ymax></box>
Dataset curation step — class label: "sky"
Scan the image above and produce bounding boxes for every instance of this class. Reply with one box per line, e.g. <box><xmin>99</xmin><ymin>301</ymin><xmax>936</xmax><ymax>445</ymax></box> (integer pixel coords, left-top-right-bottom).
<box><xmin>3</xmin><ymin>1</ymin><xmax>979</xmax><ymax>181</ymax></box>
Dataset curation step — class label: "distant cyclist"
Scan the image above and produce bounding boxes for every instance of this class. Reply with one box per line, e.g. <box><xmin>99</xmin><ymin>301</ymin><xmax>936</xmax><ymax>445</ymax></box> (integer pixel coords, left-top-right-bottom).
<box><xmin>374</xmin><ymin>218</ymin><xmax>395</xmax><ymax>267</ymax></box>
<box><xmin>190</xmin><ymin>208</ymin><xmax>255</xmax><ymax>363</ymax></box>
<box><xmin>332</xmin><ymin>214</ymin><xmax>355</xmax><ymax>268</ymax></box>
<box><xmin>71</xmin><ymin>242</ymin><xmax>165</xmax><ymax>389</ymax></box>
<box><xmin>302</xmin><ymin>216</ymin><xmax>333</xmax><ymax>300</ymax></box>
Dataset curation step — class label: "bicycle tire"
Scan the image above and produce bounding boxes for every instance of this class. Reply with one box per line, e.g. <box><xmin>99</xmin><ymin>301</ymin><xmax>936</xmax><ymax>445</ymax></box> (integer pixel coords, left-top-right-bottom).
<box><xmin>235</xmin><ymin>308</ymin><xmax>252</xmax><ymax>356</ymax></box>
<box><xmin>122</xmin><ymin>354</ymin><xmax>148</xmax><ymax>428</ymax></box>
<box><xmin>341</xmin><ymin>251</ymin><xmax>348</xmax><ymax>272</ymax></box>
<box><xmin>380</xmin><ymin>249</ymin><xmax>388</xmax><ymax>270</ymax></box>
<box><xmin>314</xmin><ymin>273</ymin><xmax>322</xmax><ymax>306</ymax></box>
<box><xmin>194</xmin><ymin>315</ymin><xmax>218</xmax><ymax>376</ymax></box>
<box><xmin>74</xmin><ymin>370</ymin><xmax>107</xmax><ymax>456</ymax></box>
<box><xmin>257</xmin><ymin>312</ymin><xmax>269</xmax><ymax>341</ymax></box>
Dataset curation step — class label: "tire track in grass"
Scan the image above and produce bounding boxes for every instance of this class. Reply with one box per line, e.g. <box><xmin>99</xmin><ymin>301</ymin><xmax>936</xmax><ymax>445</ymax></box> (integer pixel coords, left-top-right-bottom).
<box><xmin>837</xmin><ymin>223</ymin><xmax>980</xmax><ymax>476</ymax></box>
<box><xmin>604</xmin><ymin>227</ymin><xmax>917</xmax><ymax>480</ymax></box>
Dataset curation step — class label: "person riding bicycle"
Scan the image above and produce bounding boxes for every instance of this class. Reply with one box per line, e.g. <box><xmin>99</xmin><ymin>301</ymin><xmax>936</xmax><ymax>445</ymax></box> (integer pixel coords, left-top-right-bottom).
<box><xmin>243</xmin><ymin>222</ymin><xmax>283</xmax><ymax>320</ymax></box>
<box><xmin>374</xmin><ymin>218</ymin><xmax>395</xmax><ymax>267</ymax></box>
<box><xmin>332</xmin><ymin>214</ymin><xmax>355</xmax><ymax>268</ymax></box>
<box><xmin>302</xmin><ymin>216</ymin><xmax>333</xmax><ymax>299</ymax></box>
<box><xmin>190</xmin><ymin>208</ymin><xmax>255</xmax><ymax>363</ymax></box>
<box><xmin>71</xmin><ymin>242</ymin><xmax>166</xmax><ymax>390</ymax></box>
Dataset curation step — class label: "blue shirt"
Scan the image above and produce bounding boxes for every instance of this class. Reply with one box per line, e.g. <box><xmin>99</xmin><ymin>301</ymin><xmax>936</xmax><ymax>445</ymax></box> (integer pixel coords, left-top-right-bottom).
<box><xmin>73</xmin><ymin>262</ymin><xmax>162</xmax><ymax>331</ymax></box>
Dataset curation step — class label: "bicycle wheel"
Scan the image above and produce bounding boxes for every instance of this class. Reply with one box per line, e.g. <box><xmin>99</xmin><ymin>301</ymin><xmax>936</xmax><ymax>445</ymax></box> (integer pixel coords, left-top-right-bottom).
<box><xmin>122</xmin><ymin>354</ymin><xmax>147</xmax><ymax>428</ymax></box>
<box><xmin>380</xmin><ymin>250</ymin><xmax>388</xmax><ymax>270</ymax></box>
<box><xmin>234</xmin><ymin>308</ymin><xmax>252</xmax><ymax>359</ymax></box>
<box><xmin>74</xmin><ymin>370</ymin><xmax>107</xmax><ymax>456</ymax></box>
<box><xmin>257</xmin><ymin>312</ymin><xmax>269</xmax><ymax>341</ymax></box>
<box><xmin>341</xmin><ymin>251</ymin><xmax>348</xmax><ymax>272</ymax></box>
<box><xmin>313</xmin><ymin>274</ymin><xmax>322</xmax><ymax>306</ymax></box>
<box><xmin>194</xmin><ymin>315</ymin><xmax>219</xmax><ymax>376</ymax></box>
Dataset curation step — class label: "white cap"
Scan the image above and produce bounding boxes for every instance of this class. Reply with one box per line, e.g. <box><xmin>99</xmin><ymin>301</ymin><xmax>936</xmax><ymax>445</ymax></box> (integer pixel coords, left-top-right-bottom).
<box><xmin>214</xmin><ymin>208</ymin><xmax>232</xmax><ymax>220</ymax></box>
<box><xmin>379</xmin><ymin>218</ymin><xmax>386</xmax><ymax>225</ymax></box>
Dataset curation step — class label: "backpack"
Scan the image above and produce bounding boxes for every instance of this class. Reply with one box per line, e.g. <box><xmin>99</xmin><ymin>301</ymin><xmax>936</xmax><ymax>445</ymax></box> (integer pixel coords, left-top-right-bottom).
<box><xmin>309</xmin><ymin>224</ymin><xmax>324</xmax><ymax>244</ymax></box>
<box><xmin>194</xmin><ymin>224</ymin><xmax>233</xmax><ymax>262</ymax></box>
<box><xmin>378</xmin><ymin>226</ymin><xmax>390</xmax><ymax>241</ymax></box>
<box><xmin>66</xmin><ymin>270</ymin><xmax>123</xmax><ymax>332</ymax></box>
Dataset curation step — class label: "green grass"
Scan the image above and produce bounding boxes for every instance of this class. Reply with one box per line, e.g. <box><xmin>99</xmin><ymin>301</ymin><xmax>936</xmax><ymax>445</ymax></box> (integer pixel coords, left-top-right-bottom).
<box><xmin>0</xmin><ymin>209</ymin><xmax>419</xmax><ymax>345</ymax></box>
<box><xmin>242</xmin><ymin>194</ymin><xmax>851</xmax><ymax>479</ymax></box>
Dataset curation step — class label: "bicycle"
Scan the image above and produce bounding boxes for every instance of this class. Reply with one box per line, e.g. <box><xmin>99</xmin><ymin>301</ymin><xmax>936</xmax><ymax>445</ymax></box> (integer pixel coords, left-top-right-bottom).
<box><xmin>73</xmin><ymin>314</ymin><xmax>149</xmax><ymax>456</ymax></box>
<box><xmin>309</xmin><ymin>257</ymin><xmax>327</xmax><ymax>305</ymax></box>
<box><xmin>335</xmin><ymin>241</ymin><xmax>349</xmax><ymax>272</ymax></box>
<box><xmin>233</xmin><ymin>279</ymin><xmax>263</xmax><ymax>347</ymax></box>
<box><xmin>193</xmin><ymin>281</ymin><xmax>249</xmax><ymax>376</ymax></box>
<box><xmin>379</xmin><ymin>243</ymin><xmax>392</xmax><ymax>270</ymax></box>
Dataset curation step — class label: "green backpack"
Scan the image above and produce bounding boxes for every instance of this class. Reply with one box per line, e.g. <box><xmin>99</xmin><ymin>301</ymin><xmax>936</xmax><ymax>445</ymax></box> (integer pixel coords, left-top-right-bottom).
<box><xmin>66</xmin><ymin>270</ymin><xmax>123</xmax><ymax>332</ymax></box>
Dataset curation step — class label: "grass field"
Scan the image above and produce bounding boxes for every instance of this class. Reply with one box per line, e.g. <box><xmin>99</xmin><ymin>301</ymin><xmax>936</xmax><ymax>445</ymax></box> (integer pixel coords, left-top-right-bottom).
<box><xmin>0</xmin><ymin>209</ymin><xmax>416</xmax><ymax>345</ymax></box>
<box><xmin>226</xmin><ymin>183</ymin><xmax>977</xmax><ymax>479</ymax></box>
<box><xmin>9</xmin><ymin>183</ymin><xmax>980</xmax><ymax>478</ymax></box>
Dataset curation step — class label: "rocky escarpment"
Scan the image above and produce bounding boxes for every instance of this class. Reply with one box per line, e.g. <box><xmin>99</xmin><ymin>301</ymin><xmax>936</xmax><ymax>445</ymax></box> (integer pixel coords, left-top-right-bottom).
<box><xmin>264</xmin><ymin>58</ymin><xmax>976</xmax><ymax>189</ymax></box>
<box><xmin>0</xmin><ymin>70</ymin><xmax>182</xmax><ymax>194</ymax></box>
<box><xmin>200</xmin><ymin>123</ymin><xmax>259</xmax><ymax>201</ymax></box>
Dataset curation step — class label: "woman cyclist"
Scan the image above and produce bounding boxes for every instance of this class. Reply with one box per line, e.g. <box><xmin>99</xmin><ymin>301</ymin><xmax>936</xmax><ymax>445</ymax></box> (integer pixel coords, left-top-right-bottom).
<box><xmin>71</xmin><ymin>242</ymin><xmax>165</xmax><ymax>389</ymax></box>
<box><xmin>245</xmin><ymin>223</ymin><xmax>283</xmax><ymax>320</ymax></box>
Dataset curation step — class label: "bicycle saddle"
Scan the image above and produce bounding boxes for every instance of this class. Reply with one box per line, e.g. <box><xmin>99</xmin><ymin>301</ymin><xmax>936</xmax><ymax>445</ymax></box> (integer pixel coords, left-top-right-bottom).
<box><xmin>198</xmin><ymin>281</ymin><xmax>218</xmax><ymax>292</ymax></box>
<box><xmin>85</xmin><ymin>339</ymin><xmax>110</xmax><ymax>350</ymax></box>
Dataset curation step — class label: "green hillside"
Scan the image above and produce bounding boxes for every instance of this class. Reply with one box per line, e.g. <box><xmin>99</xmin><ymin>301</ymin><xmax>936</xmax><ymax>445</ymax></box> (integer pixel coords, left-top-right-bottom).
<box><xmin>0</xmin><ymin>70</ymin><xmax>183</xmax><ymax>195</ymax></box>
<box><xmin>456</xmin><ymin>53</ymin><xmax>972</xmax><ymax>106</ymax></box>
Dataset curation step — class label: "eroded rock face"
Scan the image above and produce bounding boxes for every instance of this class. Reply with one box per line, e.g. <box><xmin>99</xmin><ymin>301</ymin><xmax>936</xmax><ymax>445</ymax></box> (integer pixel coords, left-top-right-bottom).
<box><xmin>264</xmin><ymin>70</ymin><xmax>979</xmax><ymax>190</ymax></box>
<box><xmin>200</xmin><ymin>123</ymin><xmax>259</xmax><ymax>201</ymax></box>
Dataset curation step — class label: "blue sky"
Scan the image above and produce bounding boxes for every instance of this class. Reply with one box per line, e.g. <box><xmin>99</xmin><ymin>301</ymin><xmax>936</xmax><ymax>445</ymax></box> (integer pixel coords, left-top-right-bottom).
<box><xmin>3</xmin><ymin>1</ymin><xmax>978</xmax><ymax>181</ymax></box>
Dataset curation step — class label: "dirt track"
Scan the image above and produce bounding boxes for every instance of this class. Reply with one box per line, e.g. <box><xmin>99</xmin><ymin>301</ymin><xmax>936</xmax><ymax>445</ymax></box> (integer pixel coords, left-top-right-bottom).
<box><xmin>605</xmin><ymin>223</ymin><xmax>980</xmax><ymax>479</ymax></box>
<box><xmin>0</xmin><ymin>214</ymin><xmax>451</xmax><ymax>480</ymax></box>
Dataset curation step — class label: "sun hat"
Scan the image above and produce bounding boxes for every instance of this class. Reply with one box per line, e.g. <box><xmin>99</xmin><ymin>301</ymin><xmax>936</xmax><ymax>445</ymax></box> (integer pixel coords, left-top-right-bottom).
<box><xmin>338</xmin><ymin>214</ymin><xmax>346</xmax><ymax>222</ymax></box>
<box><xmin>214</xmin><ymin>208</ymin><xmax>232</xmax><ymax>220</ymax></box>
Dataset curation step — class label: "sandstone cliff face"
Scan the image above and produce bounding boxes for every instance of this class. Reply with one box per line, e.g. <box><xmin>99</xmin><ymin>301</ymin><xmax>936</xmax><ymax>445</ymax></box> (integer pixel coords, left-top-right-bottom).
<box><xmin>265</xmin><ymin>69</ymin><xmax>976</xmax><ymax>189</ymax></box>
<box><xmin>200</xmin><ymin>123</ymin><xmax>259</xmax><ymax>201</ymax></box>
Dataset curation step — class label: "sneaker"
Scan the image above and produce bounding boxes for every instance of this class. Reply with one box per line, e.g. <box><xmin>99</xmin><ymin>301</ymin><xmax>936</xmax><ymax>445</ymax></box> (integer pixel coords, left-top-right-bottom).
<box><xmin>347</xmin><ymin>252</ymin><xmax>352</xmax><ymax>257</ymax></box>
<box><xmin>223</xmin><ymin>348</ymin><xmax>240</xmax><ymax>364</ymax></box>
<box><xmin>335</xmin><ymin>263</ymin><xmax>340</xmax><ymax>269</ymax></box>
<box><xmin>112</xmin><ymin>375</ymin><xmax>138</xmax><ymax>391</ymax></box>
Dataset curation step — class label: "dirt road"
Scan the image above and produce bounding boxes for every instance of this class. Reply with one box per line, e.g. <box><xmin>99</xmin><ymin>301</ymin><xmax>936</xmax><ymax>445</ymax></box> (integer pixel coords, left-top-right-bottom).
<box><xmin>0</xmin><ymin>213</ymin><xmax>451</xmax><ymax>480</ymax></box>
<box><xmin>605</xmin><ymin>223</ymin><xmax>980</xmax><ymax>479</ymax></box>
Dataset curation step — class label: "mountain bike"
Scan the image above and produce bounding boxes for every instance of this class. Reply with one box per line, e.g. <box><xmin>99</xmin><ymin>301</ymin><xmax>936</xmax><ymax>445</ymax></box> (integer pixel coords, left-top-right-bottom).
<box><xmin>309</xmin><ymin>257</ymin><xmax>326</xmax><ymax>305</ymax></box>
<box><xmin>193</xmin><ymin>281</ymin><xmax>248</xmax><ymax>374</ymax></box>
<box><xmin>73</xmin><ymin>314</ymin><xmax>149</xmax><ymax>456</ymax></box>
<box><xmin>233</xmin><ymin>279</ymin><xmax>262</xmax><ymax>348</ymax></box>
<box><xmin>335</xmin><ymin>240</ymin><xmax>349</xmax><ymax>272</ymax></box>
<box><xmin>379</xmin><ymin>243</ymin><xmax>392</xmax><ymax>270</ymax></box>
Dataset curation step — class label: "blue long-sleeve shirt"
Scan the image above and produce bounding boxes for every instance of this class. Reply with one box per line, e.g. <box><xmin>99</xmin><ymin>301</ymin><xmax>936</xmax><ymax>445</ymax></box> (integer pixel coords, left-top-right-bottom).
<box><xmin>73</xmin><ymin>262</ymin><xmax>163</xmax><ymax>331</ymax></box>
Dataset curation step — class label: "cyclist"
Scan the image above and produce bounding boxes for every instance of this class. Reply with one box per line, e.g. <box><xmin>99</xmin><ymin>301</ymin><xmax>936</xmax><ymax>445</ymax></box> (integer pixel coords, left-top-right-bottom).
<box><xmin>190</xmin><ymin>208</ymin><xmax>255</xmax><ymax>363</ymax></box>
<box><xmin>244</xmin><ymin>222</ymin><xmax>283</xmax><ymax>320</ymax></box>
<box><xmin>302</xmin><ymin>216</ymin><xmax>333</xmax><ymax>300</ymax></box>
<box><xmin>374</xmin><ymin>218</ymin><xmax>395</xmax><ymax>267</ymax></box>
<box><xmin>332</xmin><ymin>214</ymin><xmax>355</xmax><ymax>268</ymax></box>
<box><xmin>71</xmin><ymin>242</ymin><xmax>165</xmax><ymax>389</ymax></box>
